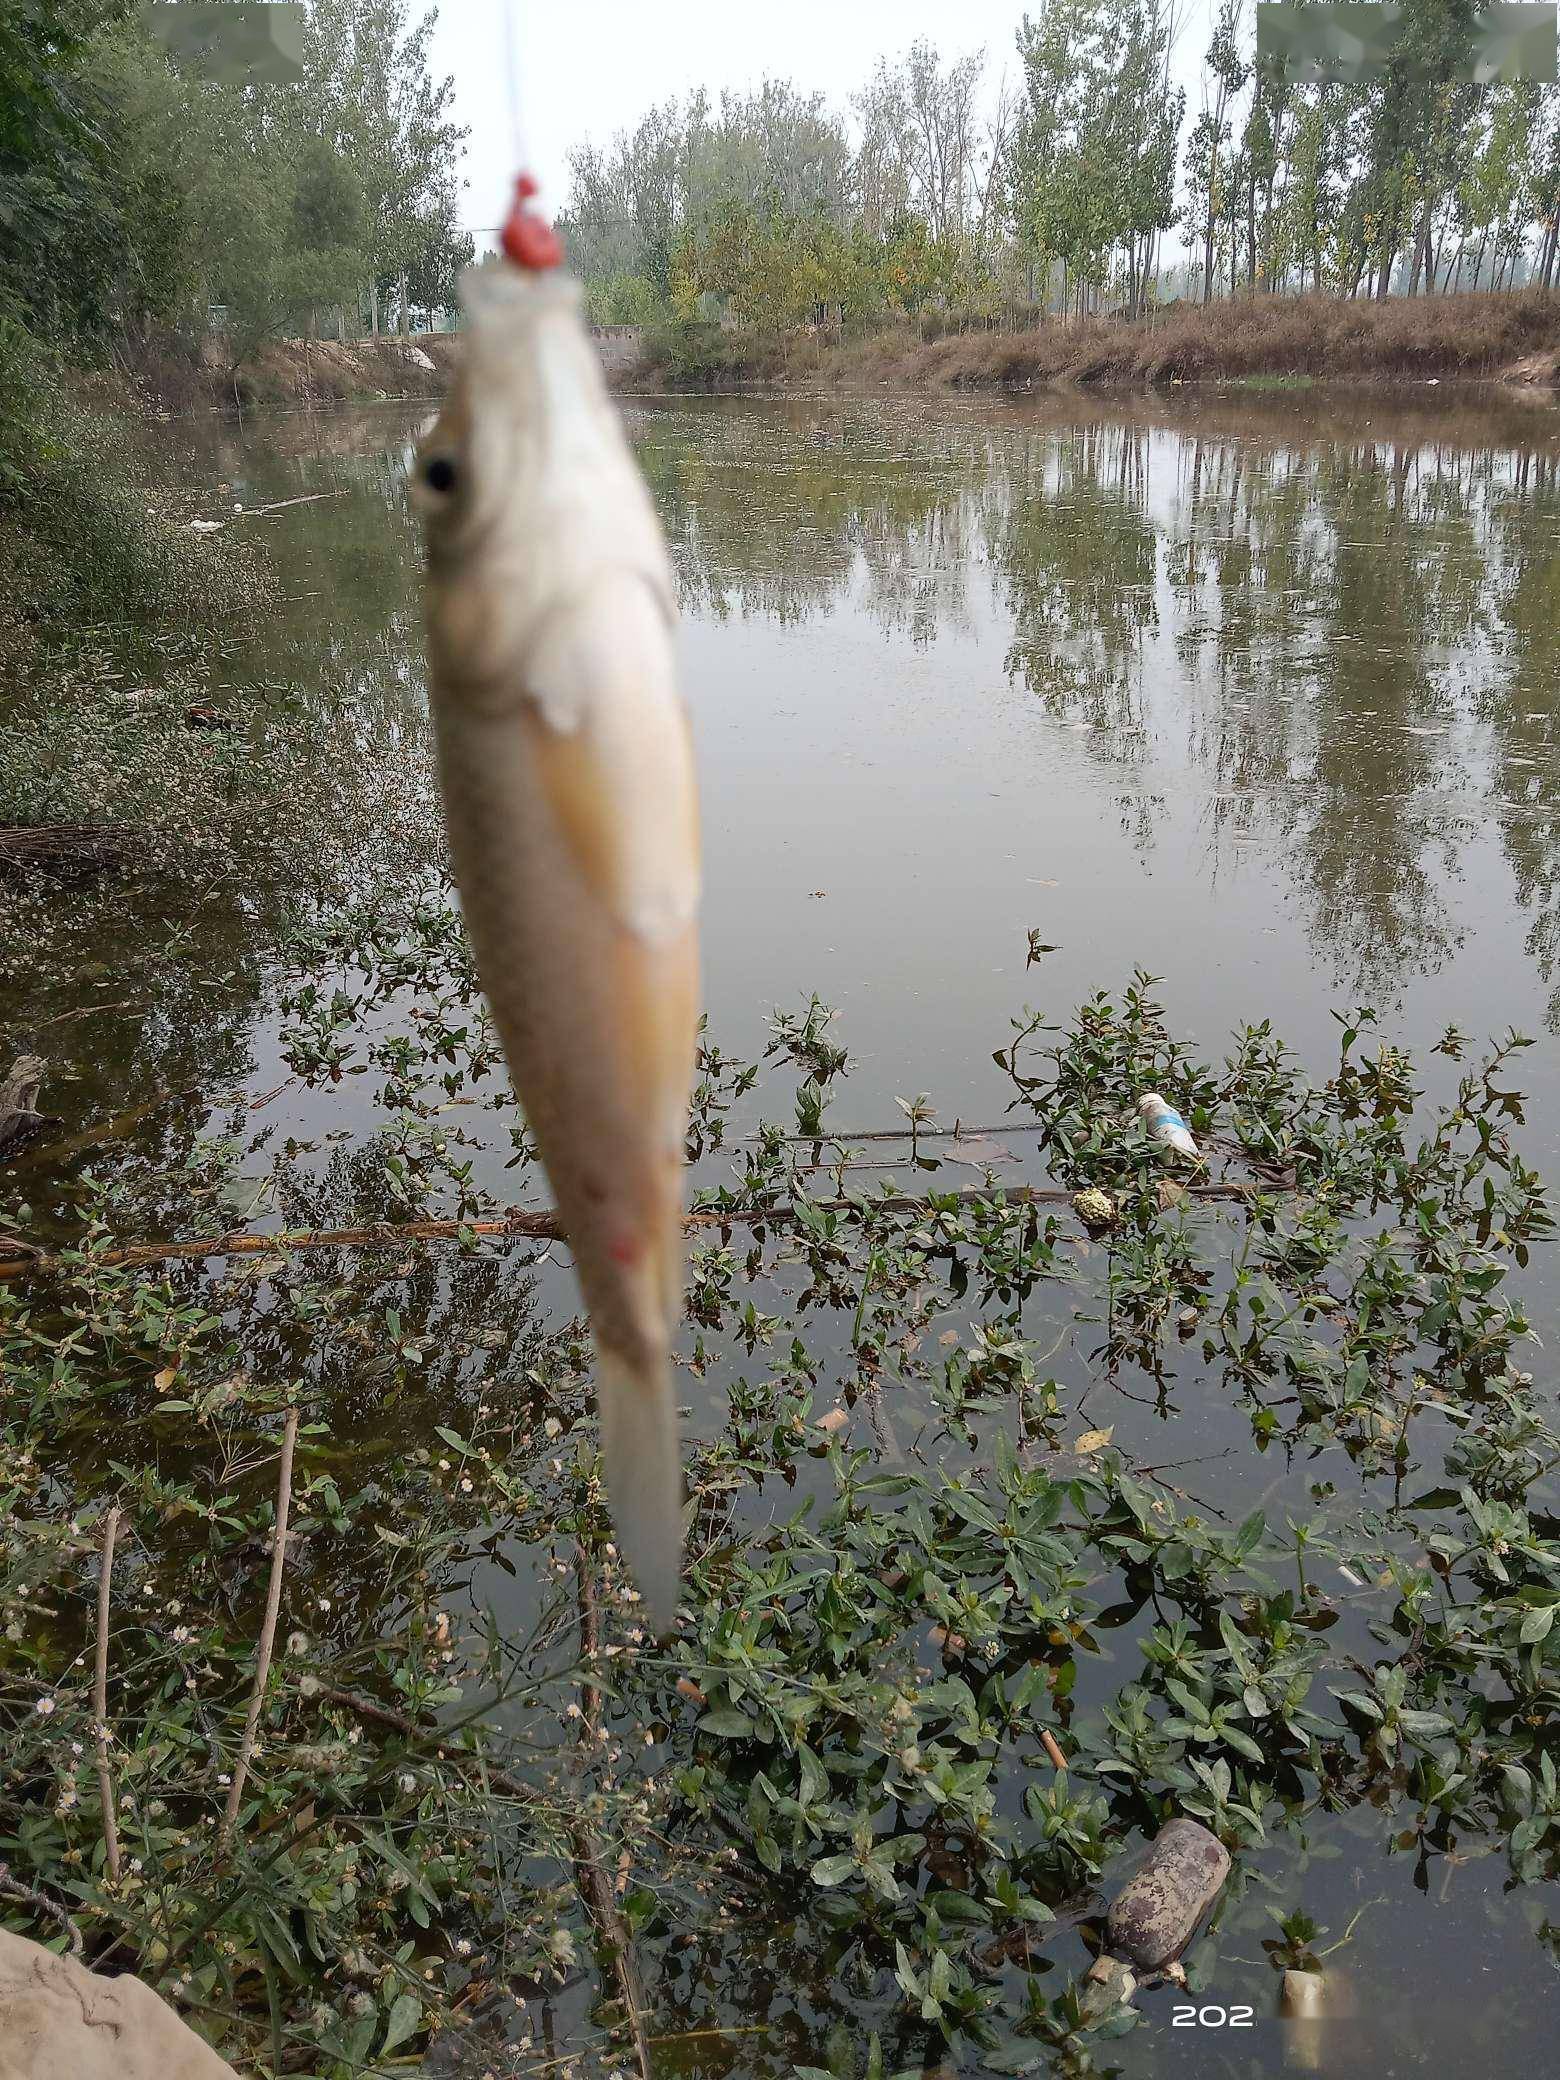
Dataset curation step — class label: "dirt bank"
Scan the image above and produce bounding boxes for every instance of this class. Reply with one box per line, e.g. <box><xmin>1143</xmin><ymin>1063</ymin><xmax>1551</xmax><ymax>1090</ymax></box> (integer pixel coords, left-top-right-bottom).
<box><xmin>627</xmin><ymin>288</ymin><xmax>1560</xmax><ymax>394</ymax></box>
<box><xmin>113</xmin><ymin>331</ymin><xmax>463</xmax><ymax>414</ymax></box>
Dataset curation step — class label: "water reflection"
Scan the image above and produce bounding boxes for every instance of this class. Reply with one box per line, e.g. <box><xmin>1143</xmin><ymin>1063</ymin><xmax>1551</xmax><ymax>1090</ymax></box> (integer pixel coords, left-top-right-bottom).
<box><xmin>630</xmin><ymin>392</ymin><xmax>1559</xmax><ymax>1042</ymax></box>
<box><xmin>39</xmin><ymin>385</ymin><xmax>1553</xmax><ymax>1173</ymax></box>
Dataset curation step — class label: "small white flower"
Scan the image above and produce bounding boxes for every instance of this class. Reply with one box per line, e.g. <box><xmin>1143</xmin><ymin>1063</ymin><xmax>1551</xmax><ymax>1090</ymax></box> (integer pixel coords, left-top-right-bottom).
<box><xmin>455</xmin><ymin>1937</ymin><xmax>473</xmax><ymax>1956</ymax></box>
<box><xmin>34</xmin><ymin>1697</ymin><xmax>56</xmax><ymax>1717</ymax></box>
<box><xmin>398</xmin><ymin>1772</ymin><xmax>417</xmax><ymax>1793</ymax></box>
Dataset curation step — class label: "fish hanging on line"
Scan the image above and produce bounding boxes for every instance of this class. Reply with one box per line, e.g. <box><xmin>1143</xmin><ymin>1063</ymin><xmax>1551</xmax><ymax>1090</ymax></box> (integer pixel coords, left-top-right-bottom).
<box><xmin>413</xmin><ymin>173</ymin><xmax>700</xmax><ymax>1631</ymax></box>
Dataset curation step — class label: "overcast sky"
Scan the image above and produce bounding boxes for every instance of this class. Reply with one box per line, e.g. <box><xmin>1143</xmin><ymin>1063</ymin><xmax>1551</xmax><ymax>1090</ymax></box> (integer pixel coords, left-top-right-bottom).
<box><xmin>430</xmin><ymin>0</ymin><xmax>1219</xmax><ymax>249</ymax></box>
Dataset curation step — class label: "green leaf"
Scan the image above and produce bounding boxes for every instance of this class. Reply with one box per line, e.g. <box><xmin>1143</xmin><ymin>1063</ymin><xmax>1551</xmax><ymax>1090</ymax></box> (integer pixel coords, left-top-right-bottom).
<box><xmin>1398</xmin><ymin>1709</ymin><xmax>1454</xmax><ymax>1739</ymax></box>
<box><xmin>1331</xmin><ymin>1689</ymin><xmax>1384</xmax><ymax>1722</ymax></box>
<box><xmin>381</xmin><ymin>1992</ymin><xmax>422</xmax><ymax>2055</ymax></box>
<box><xmin>698</xmin><ymin>1708</ymin><xmax>758</xmax><ymax>1738</ymax></box>
<box><xmin>811</xmin><ymin>1852</ymin><xmax>858</xmax><ymax>1887</ymax></box>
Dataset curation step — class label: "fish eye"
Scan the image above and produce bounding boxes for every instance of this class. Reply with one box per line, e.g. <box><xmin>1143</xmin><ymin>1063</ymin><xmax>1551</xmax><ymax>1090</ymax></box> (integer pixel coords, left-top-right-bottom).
<box><xmin>422</xmin><ymin>454</ymin><xmax>458</xmax><ymax>495</ymax></box>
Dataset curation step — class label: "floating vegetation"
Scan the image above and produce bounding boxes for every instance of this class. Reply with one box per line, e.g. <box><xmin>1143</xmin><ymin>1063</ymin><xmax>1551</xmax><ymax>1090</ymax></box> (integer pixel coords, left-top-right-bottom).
<box><xmin>2</xmin><ymin>899</ymin><xmax>1555</xmax><ymax>2075</ymax></box>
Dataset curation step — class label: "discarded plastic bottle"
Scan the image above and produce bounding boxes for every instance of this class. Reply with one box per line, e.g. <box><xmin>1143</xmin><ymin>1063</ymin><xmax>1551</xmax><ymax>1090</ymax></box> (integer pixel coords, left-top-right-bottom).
<box><xmin>1138</xmin><ymin>1091</ymin><xmax>1199</xmax><ymax>1161</ymax></box>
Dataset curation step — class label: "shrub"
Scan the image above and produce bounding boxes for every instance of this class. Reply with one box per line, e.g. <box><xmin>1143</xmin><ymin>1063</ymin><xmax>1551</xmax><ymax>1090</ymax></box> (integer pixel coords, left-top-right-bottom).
<box><xmin>0</xmin><ymin>304</ymin><xmax>264</xmax><ymax>654</ymax></box>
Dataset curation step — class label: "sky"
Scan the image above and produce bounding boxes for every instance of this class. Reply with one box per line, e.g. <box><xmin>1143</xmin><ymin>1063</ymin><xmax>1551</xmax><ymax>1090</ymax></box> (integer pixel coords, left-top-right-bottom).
<box><xmin>430</xmin><ymin>0</ymin><xmax>1220</xmax><ymax>250</ymax></box>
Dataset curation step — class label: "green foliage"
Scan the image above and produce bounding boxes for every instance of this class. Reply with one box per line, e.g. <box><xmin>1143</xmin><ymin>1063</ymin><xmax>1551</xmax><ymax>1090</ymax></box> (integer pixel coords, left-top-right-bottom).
<box><xmin>0</xmin><ymin>1</ymin><xmax>140</xmax><ymax>352</ymax></box>
<box><xmin>4</xmin><ymin>893</ymin><xmax>1559</xmax><ymax>2067</ymax></box>
<box><xmin>642</xmin><ymin>316</ymin><xmax>753</xmax><ymax>388</ymax></box>
<box><xmin>0</xmin><ymin>371</ymin><xmax>263</xmax><ymax>656</ymax></box>
<box><xmin>9</xmin><ymin>934</ymin><xmax>1560</xmax><ymax>2066</ymax></box>
<box><xmin>0</xmin><ymin>2</ymin><xmax>472</xmax><ymax>673</ymax></box>
<box><xmin>565</xmin><ymin>18</ymin><xmax>1560</xmax><ymax>330</ymax></box>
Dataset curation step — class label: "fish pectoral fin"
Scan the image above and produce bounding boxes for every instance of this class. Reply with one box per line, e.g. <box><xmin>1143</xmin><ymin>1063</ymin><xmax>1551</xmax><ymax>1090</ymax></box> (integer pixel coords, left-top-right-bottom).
<box><xmin>596</xmin><ymin>1345</ymin><xmax>683</xmax><ymax>1634</ymax></box>
<box><xmin>524</xmin><ymin>573</ymin><xmax>700</xmax><ymax>946</ymax></box>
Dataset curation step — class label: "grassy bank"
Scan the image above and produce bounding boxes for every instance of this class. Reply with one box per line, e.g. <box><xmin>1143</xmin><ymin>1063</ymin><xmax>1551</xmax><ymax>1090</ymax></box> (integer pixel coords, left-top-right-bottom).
<box><xmin>630</xmin><ymin>288</ymin><xmax>1560</xmax><ymax>393</ymax></box>
<box><xmin>0</xmin><ymin>318</ymin><xmax>444</xmax><ymax>1016</ymax></box>
<box><xmin>0</xmin><ymin>327</ymin><xmax>266</xmax><ymax>676</ymax></box>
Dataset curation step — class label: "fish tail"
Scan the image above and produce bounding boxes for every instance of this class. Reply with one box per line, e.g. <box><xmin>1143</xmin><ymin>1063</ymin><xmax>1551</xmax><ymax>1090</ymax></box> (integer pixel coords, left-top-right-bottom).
<box><xmin>596</xmin><ymin>1344</ymin><xmax>683</xmax><ymax>1635</ymax></box>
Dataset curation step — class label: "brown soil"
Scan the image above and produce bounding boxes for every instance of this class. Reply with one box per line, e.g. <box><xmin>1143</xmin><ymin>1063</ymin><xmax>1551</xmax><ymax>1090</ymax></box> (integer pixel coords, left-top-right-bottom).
<box><xmin>629</xmin><ymin>289</ymin><xmax>1560</xmax><ymax>394</ymax></box>
<box><xmin>107</xmin><ymin>331</ymin><xmax>463</xmax><ymax>414</ymax></box>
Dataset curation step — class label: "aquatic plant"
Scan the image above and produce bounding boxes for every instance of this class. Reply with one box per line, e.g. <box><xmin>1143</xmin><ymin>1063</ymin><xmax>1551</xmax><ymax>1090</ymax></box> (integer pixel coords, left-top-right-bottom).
<box><xmin>1</xmin><ymin>924</ymin><xmax>1555</xmax><ymax>2074</ymax></box>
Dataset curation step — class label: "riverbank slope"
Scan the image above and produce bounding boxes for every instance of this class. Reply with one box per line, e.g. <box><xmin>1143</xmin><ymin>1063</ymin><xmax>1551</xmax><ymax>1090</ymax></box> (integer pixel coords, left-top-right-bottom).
<box><xmin>123</xmin><ymin>331</ymin><xmax>462</xmax><ymax>413</ymax></box>
<box><xmin>627</xmin><ymin>286</ymin><xmax>1560</xmax><ymax>392</ymax></box>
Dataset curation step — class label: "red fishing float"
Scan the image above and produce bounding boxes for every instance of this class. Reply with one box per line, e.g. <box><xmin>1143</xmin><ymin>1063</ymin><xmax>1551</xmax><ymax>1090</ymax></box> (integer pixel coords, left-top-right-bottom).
<box><xmin>501</xmin><ymin>172</ymin><xmax>564</xmax><ymax>271</ymax></box>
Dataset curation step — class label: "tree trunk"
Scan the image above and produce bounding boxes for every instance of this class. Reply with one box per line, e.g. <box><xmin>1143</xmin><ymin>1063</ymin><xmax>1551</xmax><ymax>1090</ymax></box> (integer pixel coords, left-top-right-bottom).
<box><xmin>397</xmin><ymin>274</ymin><xmax>409</xmax><ymax>335</ymax></box>
<box><xmin>369</xmin><ymin>278</ymin><xmax>379</xmax><ymax>337</ymax></box>
<box><xmin>1474</xmin><ymin>224</ymin><xmax>1490</xmax><ymax>290</ymax></box>
<box><xmin>1408</xmin><ymin>194</ymin><xmax>1430</xmax><ymax>294</ymax></box>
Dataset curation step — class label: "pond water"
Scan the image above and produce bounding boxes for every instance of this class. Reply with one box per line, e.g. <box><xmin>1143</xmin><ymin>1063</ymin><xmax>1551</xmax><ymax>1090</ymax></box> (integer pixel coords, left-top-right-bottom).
<box><xmin>10</xmin><ymin>385</ymin><xmax>1560</xmax><ymax>2075</ymax></box>
<box><xmin>160</xmin><ymin>385</ymin><xmax>1560</xmax><ymax>1143</ymax></box>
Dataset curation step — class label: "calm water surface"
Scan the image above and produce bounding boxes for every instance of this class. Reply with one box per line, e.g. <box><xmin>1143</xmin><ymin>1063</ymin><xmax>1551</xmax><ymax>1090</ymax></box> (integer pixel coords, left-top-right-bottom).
<box><xmin>212</xmin><ymin>387</ymin><xmax>1560</xmax><ymax>1146</ymax></box>
<box><xmin>19</xmin><ymin>386</ymin><xmax>1560</xmax><ymax>2074</ymax></box>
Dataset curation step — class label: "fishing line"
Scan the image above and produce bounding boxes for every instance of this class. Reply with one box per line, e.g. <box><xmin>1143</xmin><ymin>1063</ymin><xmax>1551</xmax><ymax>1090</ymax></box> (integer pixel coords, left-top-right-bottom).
<box><xmin>500</xmin><ymin>0</ymin><xmax>529</xmax><ymax>184</ymax></box>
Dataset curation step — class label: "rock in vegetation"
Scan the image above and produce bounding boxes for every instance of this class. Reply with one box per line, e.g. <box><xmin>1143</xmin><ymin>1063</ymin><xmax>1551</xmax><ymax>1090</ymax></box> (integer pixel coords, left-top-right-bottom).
<box><xmin>0</xmin><ymin>1928</ymin><xmax>242</xmax><ymax>2079</ymax></box>
<box><xmin>1082</xmin><ymin>1950</ymin><xmax>1139</xmax><ymax>2012</ymax></box>
<box><xmin>0</xmin><ymin>1059</ymin><xmax>57</xmax><ymax>1165</ymax></box>
<box><xmin>1103</xmin><ymin>1817</ymin><xmax>1231</xmax><ymax>1970</ymax></box>
<box><xmin>1071</xmin><ymin>1185</ymin><xmax>1117</xmax><ymax>1228</ymax></box>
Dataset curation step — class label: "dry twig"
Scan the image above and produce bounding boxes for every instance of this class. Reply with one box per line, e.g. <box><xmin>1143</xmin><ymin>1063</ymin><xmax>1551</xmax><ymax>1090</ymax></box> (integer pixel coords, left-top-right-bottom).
<box><xmin>571</xmin><ymin>1552</ymin><xmax>652</xmax><ymax>2080</ymax></box>
<box><xmin>0</xmin><ymin>1863</ymin><xmax>84</xmax><ymax>1956</ymax></box>
<box><xmin>0</xmin><ymin>1177</ymin><xmax>1277</xmax><ymax>1281</ymax></box>
<box><xmin>93</xmin><ymin>1506</ymin><xmax>122</xmax><ymax>1883</ymax></box>
<box><xmin>221</xmin><ymin>1408</ymin><xmax>299</xmax><ymax>1845</ymax></box>
<box><xmin>313</xmin><ymin>1685</ymin><xmax>533</xmax><ymax>1800</ymax></box>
